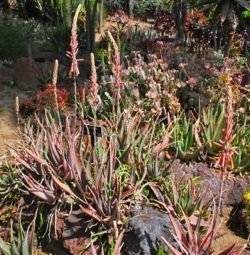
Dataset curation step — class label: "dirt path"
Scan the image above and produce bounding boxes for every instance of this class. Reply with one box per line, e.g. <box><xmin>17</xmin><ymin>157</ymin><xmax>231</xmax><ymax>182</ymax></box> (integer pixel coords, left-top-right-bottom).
<box><xmin>0</xmin><ymin>67</ymin><xmax>28</xmax><ymax>156</ymax></box>
<box><xmin>213</xmin><ymin>207</ymin><xmax>249</xmax><ymax>254</ymax></box>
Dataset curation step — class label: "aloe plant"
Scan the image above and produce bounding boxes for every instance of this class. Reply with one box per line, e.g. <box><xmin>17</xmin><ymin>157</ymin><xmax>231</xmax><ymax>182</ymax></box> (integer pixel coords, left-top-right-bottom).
<box><xmin>172</xmin><ymin>113</ymin><xmax>199</xmax><ymax>160</ymax></box>
<box><xmin>0</xmin><ymin>216</ymin><xmax>31</xmax><ymax>255</ymax></box>
<box><xmin>161</xmin><ymin>201</ymin><xmax>246</xmax><ymax>255</ymax></box>
<box><xmin>11</xmin><ymin>109</ymin><xmax>144</xmax><ymax>237</ymax></box>
<box><xmin>200</xmin><ymin>101</ymin><xmax>225</xmax><ymax>153</ymax></box>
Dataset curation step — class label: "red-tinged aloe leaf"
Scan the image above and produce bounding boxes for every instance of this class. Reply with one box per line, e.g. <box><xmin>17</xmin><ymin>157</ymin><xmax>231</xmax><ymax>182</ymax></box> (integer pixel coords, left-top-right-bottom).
<box><xmin>164</xmin><ymin>206</ymin><xmax>188</xmax><ymax>247</ymax></box>
<box><xmin>115</xmin><ymin>177</ymin><xmax>121</xmax><ymax>200</ymax></box>
<box><xmin>161</xmin><ymin>236</ymin><xmax>182</xmax><ymax>255</ymax></box>
<box><xmin>91</xmin><ymin>239</ymin><xmax>98</xmax><ymax>255</ymax></box>
<box><xmin>199</xmin><ymin>204</ymin><xmax>217</xmax><ymax>253</ymax></box>
<box><xmin>62</xmin><ymin>158</ymin><xmax>72</xmax><ymax>180</ymax></box>
<box><xmin>10</xmin><ymin>150</ymin><xmax>35</xmax><ymax>172</ymax></box>
<box><xmin>153</xmin><ymin>129</ymin><xmax>172</xmax><ymax>156</ymax></box>
<box><xmin>80</xmin><ymin>205</ymin><xmax>103</xmax><ymax>222</ymax></box>
<box><xmin>22</xmin><ymin>174</ymin><xmax>40</xmax><ymax>189</ymax></box>
<box><xmin>48</xmin><ymin>169</ymin><xmax>85</xmax><ymax>204</ymax></box>
<box><xmin>218</xmin><ymin>244</ymin><xmax>246</xmax><ymax>255</ymax></box>
<box><xmin>47</xmin><ymin>133</ymin><xmax>61</xmax><ymax>163</ymax></box>
<box><xmin>113</xmin><ymin>230</ymin><xmax>125</xmax><ymax>255</ymax></box>
<box><xmin>189</xmin><ymin>215</ymin><xmax>209</xmax><ymax>227</ymax></box>
<box><xmin>148</xmin><ymin>183</ymin><xmax>164</xmax><ymax>202</ymax></box>
<box><xmin>121</xmin><ymin>185</ymin><xmax>137</xmax><ymax>200</ymax></box>
<box><xmin>25</xmin><ymin>149</ymin><xmax>47</xmax><ymax>165</ymax></box>
<box><xmin>69</xmin><ymin>134</ymin><xmax>89</xmax><ymax>186</ymax></box>
<box><xmin>183</xmin><ymin>212</ymin><xmax>195</xmax><ymax>247</ymax></box>
<box><xmin>30</xmin><ymin>189</ymin><xmax>56</xmax><ymax>203</ymax></box>
<box><xmin>121</xmin><ymin>167</ymin><xmax>146</xmax><ymax>199</ymax></box>
<box><xmin>88</xmin><ymin>187</ymin><xmax>106</xmax><ymax>217</ymax></box>
<box><xmin>22</xmin><ymin>174</ymin><xmax>56</xmax><ymax>203</ymax></box>
<box><xmin>171</xmin><ymin>177</ymin><xmax>179</xmax><ymax>206</ymax></box>
<box><xmin>217</xmin><ymin>244</ymin><xmax>236</xmax><ymax>255</ymax></box>
<box><xmin>35</xmin><ymin>129</ymin><xmax>45</xmax><ymax>148</ymax></box>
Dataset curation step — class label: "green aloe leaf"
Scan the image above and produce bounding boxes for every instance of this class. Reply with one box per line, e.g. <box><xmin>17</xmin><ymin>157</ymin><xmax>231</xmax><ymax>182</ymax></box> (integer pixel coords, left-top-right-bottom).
<box><xmin>21</xmin><ymin>232</ymin><xmax>30</xmax><ymax>255</ymax></box>
<box><xmin>0</xmin><ymin>238</ymin><xmax>11</xmax><ymax>255</ymax></box>
<box><xmin>10</xmin><ymin>242</ymin><xmax>19</xmax><ymax>255</ymax></box>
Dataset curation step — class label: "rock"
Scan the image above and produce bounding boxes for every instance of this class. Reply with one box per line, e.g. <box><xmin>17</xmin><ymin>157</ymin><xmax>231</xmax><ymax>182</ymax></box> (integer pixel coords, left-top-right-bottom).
<box><xmin>169</xmin><ymin>159</ymin><xmax>249</xmax><ymax>206</ymax></box>
<box><xmin>52</xmin><ymin>210</ymin><xmax>93</xmax><ymax>255</ymax></box>
<box><xmin>63</xmin><ymin>236</ymin><xmax>91</xmax><ymax>255</ymax></box>
<box><xmin>123</xmin><ymin>206</ymin><xmax>177</xmax><ymax>255</ymax></box>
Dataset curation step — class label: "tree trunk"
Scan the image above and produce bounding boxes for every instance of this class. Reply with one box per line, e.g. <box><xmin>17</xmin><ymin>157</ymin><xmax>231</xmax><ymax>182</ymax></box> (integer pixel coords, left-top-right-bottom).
<box><xmin>173</xmin><ymin>0</ymin><xmax>186</xmax><ymax>43</ymax></box>
<box><xmin>129</xmin><ymin>0</ymin><xmax>135</xmax><ymax>19</ymax></box>
<box><xmin>85</xmin><ymin>0</ymin><xmax>98</xmax><ymax>53</ymax></box>
<box><xmin>224</xmin><ymin>9</ymin><xmax>239</xmax><ymax>56</ymax></box>
<box><xmin>98</xmin><ymin>0</ymin><xmax>104</xmax><ymax>33</ymax></box>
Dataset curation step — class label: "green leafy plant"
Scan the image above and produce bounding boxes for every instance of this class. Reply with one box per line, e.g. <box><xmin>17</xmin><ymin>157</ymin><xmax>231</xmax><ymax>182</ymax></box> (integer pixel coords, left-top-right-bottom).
<box><xmin>0</xmin><ymin>24</ymin><xmax>27</xmax><ymax>60</ymax></box>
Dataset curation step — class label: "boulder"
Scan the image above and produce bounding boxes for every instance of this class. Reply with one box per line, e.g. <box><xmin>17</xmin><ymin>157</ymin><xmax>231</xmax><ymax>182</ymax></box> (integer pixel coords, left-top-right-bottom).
<box><xmin>123</xmin><ymin>206</ymin><xmax>177</xmax><ymax>255</ymax></box>
<box><xmin>169</xmin><ymin>159</ymin><xmax>249</xmax><ymax>206</ymax></box>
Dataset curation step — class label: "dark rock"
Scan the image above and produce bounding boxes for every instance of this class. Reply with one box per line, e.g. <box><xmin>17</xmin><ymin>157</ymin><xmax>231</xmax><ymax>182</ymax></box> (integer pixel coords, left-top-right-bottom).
<box><xmin>169</xmin><ymin>159</ymin><xmax>249</xmax><ymax>206</ymax></box>
<box><xmin>123</xmin><ymin>206</ymin><xmax>177</xmax><ymax>255</ymax></box>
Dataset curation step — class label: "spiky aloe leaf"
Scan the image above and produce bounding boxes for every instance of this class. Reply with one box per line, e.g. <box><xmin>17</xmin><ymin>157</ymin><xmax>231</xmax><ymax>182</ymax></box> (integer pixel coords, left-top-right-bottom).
<box><xmin>0</xmin><ymin>238</ymin><xmax>11</xmax><ymax>255</ymax></box>
<box><xmin>113</xmin><ymin>230</ymin><xmax>125</xmax><ymax>255</ymax></box>
<box><xmin>9</xmin><ymin>242</ymin><xmax>19</xmax><ymax>255</ymax></box>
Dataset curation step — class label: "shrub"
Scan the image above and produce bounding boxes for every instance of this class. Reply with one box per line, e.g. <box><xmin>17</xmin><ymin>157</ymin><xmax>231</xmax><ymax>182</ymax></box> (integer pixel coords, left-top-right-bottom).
<box><xmin>21</xmin><ymin>84</ymin><xmax>68</xmax><ymax>114</ymax></box>
<box><xmin>0</xmin><ymin>24</ymin><xmax>27</xmax><ymax>60</ymax></box>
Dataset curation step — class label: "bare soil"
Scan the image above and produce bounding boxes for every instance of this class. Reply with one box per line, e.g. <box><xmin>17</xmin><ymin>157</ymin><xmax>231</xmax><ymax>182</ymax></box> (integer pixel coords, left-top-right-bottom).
<box><xmin>0</xmin><ymin>67</ymin><xmax>30</xmax><ymax>157</ymax></box>
<box><xmin>213</xmin><ymin>207</ymin><xmax>249</xmax><ymax>254</ymax></box>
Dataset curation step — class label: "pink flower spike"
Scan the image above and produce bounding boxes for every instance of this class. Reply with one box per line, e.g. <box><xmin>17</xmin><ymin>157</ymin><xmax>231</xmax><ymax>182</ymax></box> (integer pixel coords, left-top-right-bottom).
<box><xmin>66</xmin><ymin>4</ymin><xmax>83</xmax><ymax>78</ymax></box>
